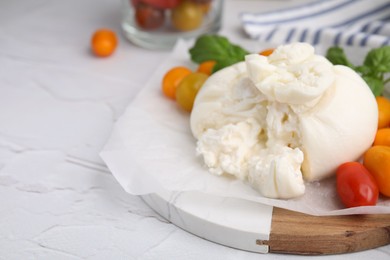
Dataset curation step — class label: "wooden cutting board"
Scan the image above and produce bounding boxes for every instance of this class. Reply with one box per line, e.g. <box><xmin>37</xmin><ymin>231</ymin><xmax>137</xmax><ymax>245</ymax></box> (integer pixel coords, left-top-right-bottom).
<box><xmin>257</xmin><ymin>207</ymin><xmax>390</xmax><ymax>255</ymax></box>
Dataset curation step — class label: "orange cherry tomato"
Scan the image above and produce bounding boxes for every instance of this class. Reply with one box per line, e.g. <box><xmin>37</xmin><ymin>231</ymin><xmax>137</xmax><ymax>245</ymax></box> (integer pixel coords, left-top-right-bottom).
<box><xmin>259</xmin><ymin>48</ymin><xmax>275</xmax><ymax>56</ymax></box>
<box><xmin>336</xmin><ymin>161</ymin><xmax>379</xmax><ymax>208</ymax></box>
<box><xmin>373</xmin><ymin>128</ymin><xmax>390</xmax><ymax>146</ymax></box>
<box><xmin>376</xmin><ymin>96</ymin><xmax>390</xmax><ymax>129</ymax></box>
<box><xmin>196</xmin><ymin>60</ymin><xmax>216</xmax><ymax>75</ymax></box>
<box><xmin>363</xmin><ymin>146</ymin><xmax>390</xmax><ymax>197</ymax></box>
<box><xmin>91</xmin><ymin>29</ymin><xmax>118</xmax><ymax>57</ymax></box>
<box><xmin>162</xmin><ymin>66</ymin><xmax>192</xmax><ymax>99</ymax></box>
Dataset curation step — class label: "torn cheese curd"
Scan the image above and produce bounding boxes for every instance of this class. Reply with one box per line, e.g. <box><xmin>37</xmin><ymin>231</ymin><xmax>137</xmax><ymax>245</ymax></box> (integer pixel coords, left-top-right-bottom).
<box><xmin>246</xmin><ymin>43</ymin><xmax>336</xmax><ymax>109</ymax></box>
<box><xmin>190</xmin><ymin>42</ymin><xmax>378</xmax><ymax>199</ymax></box>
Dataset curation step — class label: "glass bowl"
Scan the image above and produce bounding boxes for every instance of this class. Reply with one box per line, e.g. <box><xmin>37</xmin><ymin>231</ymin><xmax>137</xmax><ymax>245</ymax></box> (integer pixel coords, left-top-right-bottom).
<box><xmin>121</xmin><ymin>0</ymin><xmax>223</xmax><ymax>50</ymax></box>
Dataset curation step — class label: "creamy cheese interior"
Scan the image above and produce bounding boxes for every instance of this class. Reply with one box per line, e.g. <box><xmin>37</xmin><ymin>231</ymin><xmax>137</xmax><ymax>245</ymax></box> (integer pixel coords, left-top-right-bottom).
<box><xmin>190</xmin><ymin>42</ymin><xmax>378</xmax><ymax>199</ymax></box>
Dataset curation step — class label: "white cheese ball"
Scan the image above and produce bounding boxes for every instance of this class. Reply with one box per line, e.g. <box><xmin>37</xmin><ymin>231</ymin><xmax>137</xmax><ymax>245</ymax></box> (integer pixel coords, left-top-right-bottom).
<box><xmin>190</xmin><ymin>42</ymin><xmax>378</xmax><ymax>199</ymax></box>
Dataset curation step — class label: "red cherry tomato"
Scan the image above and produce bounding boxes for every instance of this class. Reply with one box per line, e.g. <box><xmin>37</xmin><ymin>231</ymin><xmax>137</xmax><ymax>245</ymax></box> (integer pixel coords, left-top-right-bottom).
<box><xmin>336</xmin><ymin>162</ymin><xmax>379</xmax><ymax>208</ymax></box>
<box><xmin>191</xmin><ymin>0</ymin><xmax>212</xmax><ymax>3</ymax></box>
<box><xmin>135</xmin><ymin>3</ymin><xmax>165</xmax><ymax>30</ymax></box>
<box><xmin>142</xmin><ymin>0</ymin><xmax>182</xmax><ymax>9</ymax></box>
<box><xmin>131</xmin><ymin>0</ymin><xmax>141</xmax><ymax>7</ymax></box>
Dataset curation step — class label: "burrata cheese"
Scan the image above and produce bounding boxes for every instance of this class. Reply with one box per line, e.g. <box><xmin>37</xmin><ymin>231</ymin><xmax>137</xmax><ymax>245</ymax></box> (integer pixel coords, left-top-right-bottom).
<box><xmin>190</xmin><ymin>42</ymin><xmax>378</xmax><ymax>199</ymax></box>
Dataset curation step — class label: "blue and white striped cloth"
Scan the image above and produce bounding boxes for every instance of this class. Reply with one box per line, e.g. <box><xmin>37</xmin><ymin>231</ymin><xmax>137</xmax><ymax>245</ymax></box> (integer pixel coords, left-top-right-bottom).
<box><xmin>240</xmin><ymin>0</ymin><xmax>390</xmax><ymax>48</ymax></box>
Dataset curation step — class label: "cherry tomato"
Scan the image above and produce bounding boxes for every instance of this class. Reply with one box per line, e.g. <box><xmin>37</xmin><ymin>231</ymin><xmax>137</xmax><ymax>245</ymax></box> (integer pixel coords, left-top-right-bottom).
<box><xmin>175</xmin><ymin>72</ymin><xmax>208</xmax><ymax>112</ymax></box>
<box><xmin>131</xmin><ymin>0</ymin><xmax>141</xmax><ymax>7</ymax></box>
<box><xmin>373</xmin><ymin>128</ymin><xmax>390</xmax><ymax>146</ymax></box>
<box><xmin>336</xmin><ymin>162</ymin><xmax>379</xmax><ymax>208</ymax></box>
<box><xmin>191</xmin><ymin>0</ymin><xmax>212</xmax><ymax>13</ymax></box>
<box><xmin>198</xmin><ymin>2</ymin><xmax>212</xmax><ymax>14</ymax></box>
<box><xmin>376</xmin><ymin>96</ymin><xmax>390</xmax><ymax>129</ymax></box>
<box><xmin>135</xmin><ymin>3</ymin><xmax>165</xmax><ymax>30</ymax></box>
<box><xmin>196</xmin><ymin>60</ymin><xmax>216</xmax><ymax>75</ymax></box>
<box><xmin>363</xmin><ymin>146</ymin><xmax>390</xmax><ymax>197</ymax></box>
<box><xmin>142</xmin><ymin>0</ymin><xmax>182</xmax><ymax>9</ymax></box>
<box><xmin>259</xmin><ymin>48</ymin><xmax>275</xmax><ymax>56</ymax></box>
<box><xmin>191</xmin><ymin>0</ymin><xmax>212</xmax><ymax>3</ymax></box>
<box><xmin>171</xmin><ymin>0</ymin><xmax>203</xmax><ymax>31</ymax></box>
<box><xmin>91</xmin><ymin>29</ymin><xmax>118</xmax><ymax>57</ymax></box>
<box><xmin>162</xmin><ymin>66</ymin><xmax>192</xmax><ymax>99</ymax></box>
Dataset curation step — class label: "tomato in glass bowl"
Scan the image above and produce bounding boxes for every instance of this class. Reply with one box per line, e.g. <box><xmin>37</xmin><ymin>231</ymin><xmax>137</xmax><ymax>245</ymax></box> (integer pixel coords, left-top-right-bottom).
<box><xmin>121</xmin><ymin>0</ymin><xmax>223</xmax><ymax>50</ymax></box>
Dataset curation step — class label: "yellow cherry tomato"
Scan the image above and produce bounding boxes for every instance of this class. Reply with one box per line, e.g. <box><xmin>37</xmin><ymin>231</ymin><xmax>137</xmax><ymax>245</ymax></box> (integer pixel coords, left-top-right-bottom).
<box><xmin>175</xmin><ymin>72</ymin><xmax>208</xmax><ymax>112</ymax></box>
<box><xmin>171</xmin><ymin>0</ymin><xmax>203</xmax><ymax>31</ymax></box>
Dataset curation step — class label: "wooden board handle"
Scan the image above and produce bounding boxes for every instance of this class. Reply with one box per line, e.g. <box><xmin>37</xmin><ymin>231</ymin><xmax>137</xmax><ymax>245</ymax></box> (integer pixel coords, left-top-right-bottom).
<box><xmin>257</xmin><ymin>207</ymin><xmax>390</xmax><ymax>255</ymax></box>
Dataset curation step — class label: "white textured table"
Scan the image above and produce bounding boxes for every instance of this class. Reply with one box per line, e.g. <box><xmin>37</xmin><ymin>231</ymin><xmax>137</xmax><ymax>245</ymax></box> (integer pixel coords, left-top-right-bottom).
<box><xmin>1</xmin><ymin>0</ymin><xmax>390</xmax><ymax>259</ymax></box>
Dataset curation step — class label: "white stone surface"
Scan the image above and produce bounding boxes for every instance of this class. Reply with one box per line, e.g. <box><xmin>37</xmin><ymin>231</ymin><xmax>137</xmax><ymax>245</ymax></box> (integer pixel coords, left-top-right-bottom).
<box><xmin>1</xmin><ymin>0</ymin><xmax>390</xmax><ymax>259</ymax></box>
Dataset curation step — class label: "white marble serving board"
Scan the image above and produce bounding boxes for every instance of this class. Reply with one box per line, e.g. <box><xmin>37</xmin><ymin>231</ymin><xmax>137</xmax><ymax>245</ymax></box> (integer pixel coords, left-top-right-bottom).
<box><xmin>141</xmin><ymin>191</ymin><xmax>273</xmax><ymax>253</ymax></box>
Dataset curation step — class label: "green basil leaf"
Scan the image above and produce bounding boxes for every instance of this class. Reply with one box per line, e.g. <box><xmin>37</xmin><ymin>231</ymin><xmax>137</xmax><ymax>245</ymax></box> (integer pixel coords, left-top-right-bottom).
<box><xmin>355</xmin><ymin>65</ymin><xmax>372</xmax><ymax>75</ymax></box>
<box><xmin>189</xmin><ymin>34</ymin><xmax>249</xmax><ymax>72</ymax></box>
<box><xmin>326</xmin><ymin>45</ymin><xmax>390</xmax><ymax>96</ymax></box>
<box><xmin>362</xmin><ymin>76</ymin><xmax>384</xmax><ymax>97</ymax></box>
<box><xmin>363</xmin><ymin>46</ymin><xmax>390</xmax><ymax>73</ymax></box>
<box><xmin>325</xmin><ymin>47</ymin><xmax>354</xmax><ymax>68</ymax></box>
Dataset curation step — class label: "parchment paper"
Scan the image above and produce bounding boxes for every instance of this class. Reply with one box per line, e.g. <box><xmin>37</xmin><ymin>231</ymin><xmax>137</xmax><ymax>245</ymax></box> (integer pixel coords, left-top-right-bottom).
<box><xmin>100</xmin><ymin>40</ymin><xmax>390</xmax><ymax>216</ymax></box>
